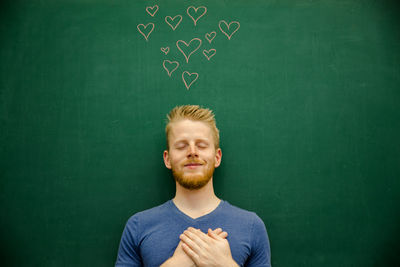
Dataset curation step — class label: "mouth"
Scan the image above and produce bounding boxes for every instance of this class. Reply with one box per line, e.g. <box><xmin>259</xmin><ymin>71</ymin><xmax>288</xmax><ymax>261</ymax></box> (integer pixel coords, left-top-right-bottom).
<box><xmin>184</xmin><ymin>163</ymin><xmax>203</xmax><ymax>169</ymax></box>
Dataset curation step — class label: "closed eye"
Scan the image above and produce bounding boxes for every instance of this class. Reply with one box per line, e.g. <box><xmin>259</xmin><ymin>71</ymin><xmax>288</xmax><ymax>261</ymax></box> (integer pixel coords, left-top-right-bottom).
<box><xmin>197</xmin><ymin>142</ymin><xmax>209</xmax><ymax>149</ymax></box>
<box><xmin>174</xmin><ymin>142</ymin><xmax>187</xmax><ymax>149</ymax></box>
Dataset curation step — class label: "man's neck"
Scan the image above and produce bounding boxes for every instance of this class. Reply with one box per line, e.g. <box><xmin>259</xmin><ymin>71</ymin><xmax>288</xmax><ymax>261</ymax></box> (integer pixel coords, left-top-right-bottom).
<box><xmin>173</xmin><ymin>178</ymin><xmax>221</xmax><ymax>219</ymax></box>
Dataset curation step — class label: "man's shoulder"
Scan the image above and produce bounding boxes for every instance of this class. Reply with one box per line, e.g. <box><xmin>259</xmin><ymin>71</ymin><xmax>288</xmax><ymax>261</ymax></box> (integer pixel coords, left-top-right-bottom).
<box><xmin>220</xmin><ymin>201</ymin><xmax>264</xmax><ymax>224</ymax></box>
<box><xmin>126</xmin><ymin>200</ymin><xmax>172</xmax><ymax>226</ymax></box>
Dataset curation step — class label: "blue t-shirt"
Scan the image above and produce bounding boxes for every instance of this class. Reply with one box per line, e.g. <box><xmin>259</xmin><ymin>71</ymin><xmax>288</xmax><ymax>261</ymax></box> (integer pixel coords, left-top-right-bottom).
<box><xmin>115</xmin><ymin>200</ymin><xmax>271</xmax><ymax>267</ymax></box>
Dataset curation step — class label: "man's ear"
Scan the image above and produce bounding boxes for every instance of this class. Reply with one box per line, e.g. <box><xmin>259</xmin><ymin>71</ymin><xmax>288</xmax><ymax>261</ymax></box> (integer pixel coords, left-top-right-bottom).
<box><xmin>214</xmin><ymin>148</ymin><xmax>222</xmax><ymax>168</ymax></box>
<box><xmin>163</xmin><ymin>150</ymin><xmax>172</xmax><ymax>169</ymax></box>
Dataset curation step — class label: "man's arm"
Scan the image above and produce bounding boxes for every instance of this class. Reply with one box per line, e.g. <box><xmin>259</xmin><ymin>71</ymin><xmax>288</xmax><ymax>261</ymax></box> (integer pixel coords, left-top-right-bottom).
<box><xmin>115</xmin><ymin>217</ymin><xmax>142</xmax><ymax>267</ymax></box>
<box><xmin>179</xmin><ymin>227</ymin><xmax>239</xmax><ymax>267</ymax></box>
<box><xmin>161</xmin><ymin>228</ymin><xmax>228</xmax><ymax>267</ymax></box>
<box><xmin>245</xmin><ymin>215</ymin><xmax>271</xmax><ymax>267</ymax></box>
<box><xmin>160</xmin><ymin>241</ymin><xmax>196</xmax><ymax>267</ymax></box>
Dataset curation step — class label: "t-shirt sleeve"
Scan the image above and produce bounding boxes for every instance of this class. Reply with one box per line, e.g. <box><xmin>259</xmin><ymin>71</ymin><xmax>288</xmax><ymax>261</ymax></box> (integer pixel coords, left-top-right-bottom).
<box><xmin>246</xmin><ymin>214</ymin><xmax>271</xmax><ymax>267</ymax></box>
<box><xmin>115</xmin><ymin>215</ymin><xmax>142</xmax><ymax>267</ymax></box>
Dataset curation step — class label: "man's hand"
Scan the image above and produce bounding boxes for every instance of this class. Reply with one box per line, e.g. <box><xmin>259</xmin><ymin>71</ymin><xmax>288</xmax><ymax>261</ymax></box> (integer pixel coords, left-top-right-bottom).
<box><xmin>180</xmin><ymin>227</ymin><xmax>239</xmax><ymax>267</ymax></box>
<box><xmin>160</xmin><ymin>228</ymin><xmax>228</xmax><ymax>267</ymax></box>
<box><xmin>160</xmin><ymin>240</ymin><xmax>196</xmax><ymax>267</ymax></box>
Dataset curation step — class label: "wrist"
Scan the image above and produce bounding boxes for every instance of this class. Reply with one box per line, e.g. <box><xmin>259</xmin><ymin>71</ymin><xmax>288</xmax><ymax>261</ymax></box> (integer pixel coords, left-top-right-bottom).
<box><xmin>162</xmin><ymin>254</ymin><xmax>195</xmax><ymax>267</ymax></box>
<box><xmin>228</xmin><ymin>258</ymin><xmax>239</xmax><ymax>267</ymax></box>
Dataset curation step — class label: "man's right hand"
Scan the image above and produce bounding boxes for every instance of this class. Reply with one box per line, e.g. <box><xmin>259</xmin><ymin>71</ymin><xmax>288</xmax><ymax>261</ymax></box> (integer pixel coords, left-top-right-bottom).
<box><xmin>160</xmin><ymin>228</ymin><xmax>228</xmax><ymax>267</ymax></box>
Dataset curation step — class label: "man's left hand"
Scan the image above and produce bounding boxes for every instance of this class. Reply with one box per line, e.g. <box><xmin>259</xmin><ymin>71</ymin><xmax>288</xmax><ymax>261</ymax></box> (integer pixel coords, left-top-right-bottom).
<box><xmin>179</xmin><ymin>227</ymin><xmax>239</xmax><ymax>267</ymax></box>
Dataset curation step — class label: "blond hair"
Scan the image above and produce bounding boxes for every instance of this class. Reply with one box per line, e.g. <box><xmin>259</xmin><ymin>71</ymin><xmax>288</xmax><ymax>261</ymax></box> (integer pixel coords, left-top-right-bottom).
<box><xmin>165</xmin><ymin>105</ymin><xmax>220</xmax><ymax>150</ymax></box>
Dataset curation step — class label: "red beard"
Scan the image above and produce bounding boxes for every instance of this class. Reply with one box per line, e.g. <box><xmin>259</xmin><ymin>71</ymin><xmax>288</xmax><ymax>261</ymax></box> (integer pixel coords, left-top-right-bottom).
<box><xmin>171</xmin><ymin>159</ymin><xmax>215</xmax><ymax>190</ymax></box>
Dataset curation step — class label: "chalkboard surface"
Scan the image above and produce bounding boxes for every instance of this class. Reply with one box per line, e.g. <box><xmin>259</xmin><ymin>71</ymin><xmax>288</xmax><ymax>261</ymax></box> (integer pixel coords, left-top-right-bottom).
<box><xmin>1</xmin><ymin>1</ymin><xmax>399</xmax><ymax>266</ymax></box>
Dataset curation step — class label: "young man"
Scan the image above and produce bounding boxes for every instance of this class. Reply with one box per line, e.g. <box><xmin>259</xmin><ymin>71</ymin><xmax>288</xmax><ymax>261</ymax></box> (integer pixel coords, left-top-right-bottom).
<box><xmin>115</xmin><ymin>105</ymin><xmax>271</xmax><ymax>267</ymax></box>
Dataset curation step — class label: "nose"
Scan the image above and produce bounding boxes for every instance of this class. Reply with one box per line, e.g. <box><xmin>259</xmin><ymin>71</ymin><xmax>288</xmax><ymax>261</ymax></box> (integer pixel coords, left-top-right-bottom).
<box><xmin>187</xmin><ymin>143</ymin><xmax>198</xmax><ymax>157</ymax></box>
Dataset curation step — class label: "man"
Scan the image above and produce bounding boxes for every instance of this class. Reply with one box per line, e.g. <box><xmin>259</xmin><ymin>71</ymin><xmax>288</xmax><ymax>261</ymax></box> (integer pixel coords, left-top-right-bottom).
<box><xmin>115</xmin><ymin>105</ymin><xmax>271</xmax><ymax>267</ymax></box>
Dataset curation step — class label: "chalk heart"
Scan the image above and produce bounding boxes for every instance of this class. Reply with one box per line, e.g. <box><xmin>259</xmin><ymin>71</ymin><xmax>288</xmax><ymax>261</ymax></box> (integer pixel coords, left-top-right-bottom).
<box><xmin>187</xmin><ymin>6</ymin><xmax>207</xmax><ymax>26</ymax></box>
<box><xmin>165</xmin><ymin>15</ymin><xmax>182</xmax><ymax>30</ymax></box>
<box><xmin>146</xmin><ymin>5</ymin><xmax>159</xmax><ymax>17</ymax></box>
<box><xmin>137</xmin><ymin>23</ymin><xmax>154</xmax><ymax>41</ymax></box>
<box><xmin>176</xmin><ymin>38</ymin><xmax>202</xmax><ymax>63</ymax></box>
<box><xmin>182</xmin><ymin>71</ymin><xmax>199</xmax><ymax>90</ymax></box>
<box><xmin>205</xmin><ymin>31</ymin><xmax>216</xmax><ymax>43</ymax></box>
<box><xmin>218</xmin><ymin>20</ymin><xmax>240</xmax><ymax>40</ymax></box>
<box><xmin>161</xmin><ymin>47</ymin><xmax>170</xmax><ymax>55</ymax></box>
<box><xmin>203</xmin><ymin>49</ymin><xmax>216</xmax><ymax>60</ymax></box>
<box><xmin>163</xmin><ymin>60</ymin><xmax>179</xmax><ymax>77</ymax></box>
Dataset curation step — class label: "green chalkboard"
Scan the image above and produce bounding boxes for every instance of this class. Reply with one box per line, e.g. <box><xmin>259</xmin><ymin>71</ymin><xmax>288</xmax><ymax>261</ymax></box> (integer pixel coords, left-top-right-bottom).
<box><xmin>1</xmin><ymin>0</ymin><xmax>399</xmax><ymax>266</ymax></box>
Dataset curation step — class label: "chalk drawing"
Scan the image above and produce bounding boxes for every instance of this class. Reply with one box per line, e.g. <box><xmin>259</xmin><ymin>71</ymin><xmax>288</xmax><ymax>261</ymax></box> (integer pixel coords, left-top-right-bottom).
<box><xmin>205</xmin><ymin>31</ymin><xmax>216</xmax><ymax>43</ymax></box>
<box><xmin>176</xmin><ymin>38</ymin><xmax>202</xmax><ymax>63</ymax></box>
<box><xmin>165</xmin><ymin>15</ymin><xmax>182</xmax><ymax>30</ymax></box>
<box><xmin>137</xmin><ymin>23</ymin><xmax>155</xmax><ymax>41</ymax></box>
<box><xmin>203</xmin><ymin>49</ymin><xmax>216</xmax><ymax>60</ymax></box>
<box><xmin>218</xmin><ymin>20</ymin><xmax>240</xmax><ymax>40</ymax></box>
<box><xmin>161</xmin><ymin>47</ymin><xmax>170</xmax><ymax>55</ymax></box>
<box><xmin>163</xmin><ymin>60</ymin><xmax>179</xmax><ymax>77</ymax></box>
<box><xmin>187</xmin><ymin>6</ymin><xmax>207</xmax><ymax>26</ymax></box>
<box><xmin>136</xmin><ymin>5</ymin><xmax>242</xmax><ymax>89</ymax></box>
<box><xmin>182</xmin><ymin>71</ymin><xmax>199</xmax><ymax>90</ymax></box>
<box><xmin>146</xmin><ymin>5</ymin><xmax>159</xmax><ymax>17</ymax></box>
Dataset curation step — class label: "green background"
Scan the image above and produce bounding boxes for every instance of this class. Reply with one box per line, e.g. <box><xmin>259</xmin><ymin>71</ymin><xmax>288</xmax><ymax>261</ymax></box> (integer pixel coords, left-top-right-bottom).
<box><xmin>1</xmin><ymin>0</ymin><xmax>399</xmax><ymax>266</ymax></box>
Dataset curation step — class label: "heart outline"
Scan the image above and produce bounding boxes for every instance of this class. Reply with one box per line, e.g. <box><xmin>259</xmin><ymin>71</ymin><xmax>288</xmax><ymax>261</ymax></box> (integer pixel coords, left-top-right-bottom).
<box><xmin>203</xmin><ymin>49</ymin><xmax>216</xmax><ymax>60</ymax></box>
<box><xmin>182</xmin><ymin>71</ymin><xmax>199</xmax><ymax>90</ymax></box>
<box><xmin>176</xmin><ymin>38</ymin><xmax>202</xmax><ymax>63</ymax></box>
<box><xmin>165</xmin><ymin>15</ymin><xmax>183</xmax><ymax>31</ymax></box>
<box><xmin>218</xmin><ymin>20</ymin><xmax>240</xmax><ymax>40</ymax></box>
<box><xmin>163</xmin><ymin>60</ymin><xmax>179</xmax><ymax>77</ymax></box>
<box><xmin>146</xmin><ymin>5</ymin><xmax>159</xmax><ymax>17</ymax></box>
<box><xmin>186</xmin><ymin>6</ymin><xmax>207</xmax><ymax>26</ymax></box>
<box><xmin>137</xmin><ymin>23</ymin><xmax>155</xmax><ymax>41</ymax></box>
<box><xmin>161</xmin><ymin>47</ymin><xmax>170</xmax><ymax>55</ymax></box>
<box><xmin>205</xmin><ymin>31</ymin><xmax>216</xmax><ymax>43</ymax></box>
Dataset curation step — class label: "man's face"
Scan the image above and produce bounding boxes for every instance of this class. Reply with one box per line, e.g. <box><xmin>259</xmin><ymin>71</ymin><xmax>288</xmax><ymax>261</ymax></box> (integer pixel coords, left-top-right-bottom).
<box><xmin>163</xmin><ymin>119</ymin><xmax>222</xmax><ymax>190</ymax></box>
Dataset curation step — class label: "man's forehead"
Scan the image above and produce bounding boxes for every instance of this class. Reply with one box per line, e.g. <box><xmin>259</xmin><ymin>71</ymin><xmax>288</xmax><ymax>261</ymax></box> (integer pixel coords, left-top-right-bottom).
<box><xmin>169</xmin><ymin>119</ymin><xmax>212</xmax><ymax>137</ymax></box>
